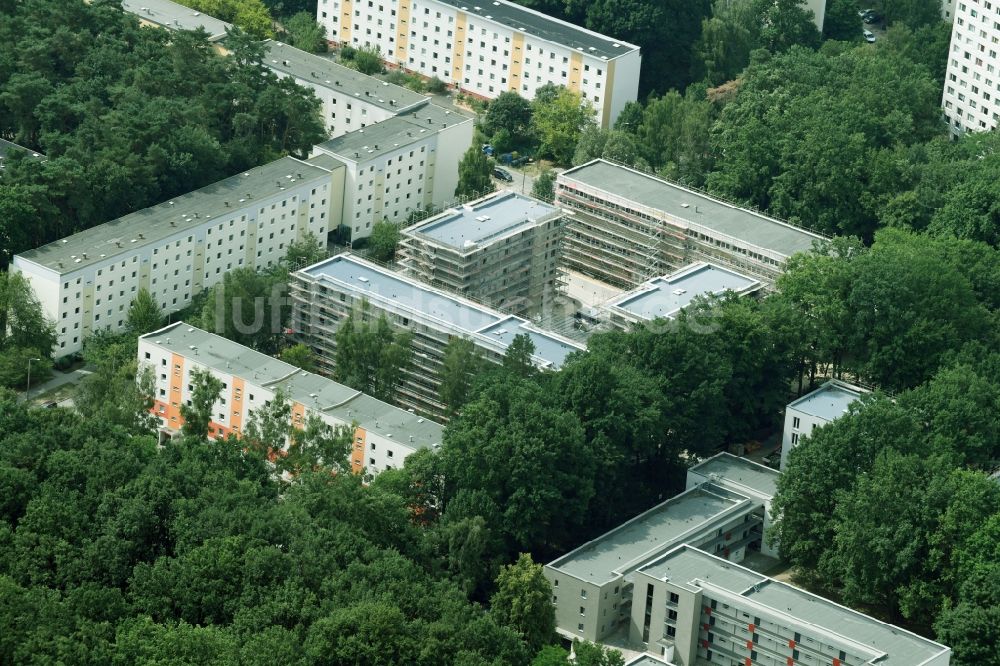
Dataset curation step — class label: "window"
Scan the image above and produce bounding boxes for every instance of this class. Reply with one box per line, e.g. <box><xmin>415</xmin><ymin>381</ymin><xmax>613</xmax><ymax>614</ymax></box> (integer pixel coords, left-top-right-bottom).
<box><xmin>792</xmin><ymin>416</ymin><xmax>800</xmax><ymax>429</ymax></box>
<box><xmin>669</xmin><ymin>592</ymin><xmax>679</xmax><ymax>604</ymax></box>
<box><xmin>581</xmin><ymin>589</ymin><xmax>587</xmax><ymax>598</ymax></box>
<box><xmin>579</xmin><ymin>606</ymin><xmax>585</xmax><ymax>615</ymax></box>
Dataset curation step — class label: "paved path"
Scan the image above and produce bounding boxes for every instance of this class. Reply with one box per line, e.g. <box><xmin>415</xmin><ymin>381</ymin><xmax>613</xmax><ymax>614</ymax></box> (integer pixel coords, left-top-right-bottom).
<box><xmin>19</xmin><ymin>366</ymin><xmax>93</xmax><ymax>404</ymax></box>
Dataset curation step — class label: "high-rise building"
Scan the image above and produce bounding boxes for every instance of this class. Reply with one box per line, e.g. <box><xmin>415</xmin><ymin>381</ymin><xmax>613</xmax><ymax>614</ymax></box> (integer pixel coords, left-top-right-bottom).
<box><xmin>289</xmin><ymin>253</ymin><xmax>584</xmax><ymax>417</ymax></box>
<box><xmin>262</xmin><ymin>40</ymin><xmax>428</xmax><ymax>138</ymax></box>
<box><xmin>556</xmin><ymin>160</ymin><xmax>824</xmax><ymax>290</ymax></box>
<box><xmin>311</xmin><ymin>103</ymin><xmax>474</xmax><ymax>240</ymax></box>
<box><xmin>315</xmin><ymin>0</ymin><xmax>641</xmax><ymax>127</ymax></box>
<box><xmin>139</xmin><ymin>322</ymin><xmax>443</xmax><ymax>476</ymax></box>
<box><xmin>942</xmin><ymin>0</ymin><xmax>1000</xmax><ymax>134</ymax></box>
<box><xmin>399</xmin><ymin>190</ymin><xmax>564</xmax><ymax>314</ymax></box>
<box><xmin>12</xmin><ymin>154</ymin><xmax>345</xmax><ymax>356</ymax></box>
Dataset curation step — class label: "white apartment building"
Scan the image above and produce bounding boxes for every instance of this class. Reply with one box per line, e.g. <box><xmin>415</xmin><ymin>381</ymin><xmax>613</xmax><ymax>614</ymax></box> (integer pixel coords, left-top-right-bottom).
<box><xmin>121</xmin><ymin>0</ymin><xmax>233</xmax><ymax>43</ymax></box>
<box><xmin>603</xmin><ymin>263</ymin><xmax>761</xmax><ymax>330</ymax></box>
<box><xmin>316</xmin><ymin>0</ymin><xmax>641</xmax><ymax>127</ymax></box>
<box><xmin>399</xmin><ymin>190</ymin><xmax>564</xmax><ymax>314</ymax></box>
<box><xmin>139</xmin><ymin>322</ymin><xmax>443</xmax><ymax>475</ymax></box>
<box><xmin>942</xmin><ymin>0</ymin><xmax>1000</xmax><ymax>134</ymax></box>
<box><xmin>12</xmin><ymin>155</ymin><xmax>345</xmax><ymax>356</ymax></box>
<box><xmin>262</xmin><ymin>40</ymin><xmax>428</xmax><ymax>138</ymax></box>
<box><xmin>312</xmin><ymin>103</ymin><xmax>473</xmax><ymax>240</ymax></box>
<box><xmin>545</xmin><ymin>454</ymin><xmax>779</xmax><ymax>644</ymax></box>
<box><xmin>780</xmin><ymin>380</ymin><xmax>868</xmax><ymax>470</ymax></box>
<box><xmin>630</xmin><ymin>545</ymin><xmax>950</xmax><ymax>666</ymax></box>
<box><xmin>290</xmin><ymin>252</ymin><xmax>584</xmax><ymax>417</ymax></box>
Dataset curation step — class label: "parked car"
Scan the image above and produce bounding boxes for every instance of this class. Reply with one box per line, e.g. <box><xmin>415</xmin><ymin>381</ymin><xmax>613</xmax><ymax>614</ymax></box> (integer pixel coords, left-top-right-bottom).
<box><xmin>864</xmin><ymin>29</ymin><xmax>876</xmax><ymax>43</ymax></box>
<box><xmin>481</xmin><ymin>143</ymin><xmax>495</xmax><ymax>156</ymax></box>
<box><xmin>492</xmin><ymin>167</ymin><xmax>514</xmax><ymax>182</ymax></box>
<box><xmin>863</xmin><ymin>11</ymin><xmax>880</xmax><ymax>23</ymax></box>
<box><xmin>858</xmin><ymin>7</ymin><xmax>873</xmax><ymax>16</ymax></box>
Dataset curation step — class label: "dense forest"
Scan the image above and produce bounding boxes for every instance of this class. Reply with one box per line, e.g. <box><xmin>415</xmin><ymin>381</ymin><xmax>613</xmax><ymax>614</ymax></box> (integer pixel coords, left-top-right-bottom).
<box><xmin>0</xmin><ymin>0</ymin><xmax>326</xmax><ymax>268</ymax></box>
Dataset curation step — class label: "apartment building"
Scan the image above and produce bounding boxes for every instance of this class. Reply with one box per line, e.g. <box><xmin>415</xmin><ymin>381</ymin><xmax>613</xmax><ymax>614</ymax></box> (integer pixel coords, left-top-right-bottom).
<box><xmin>780</xmin><ymin>380</ymin><xmax>868</xmax><ymax>471</ymax></box>
<box><xmin>556</xmin><ymin>160</ymin><xmax>824</xmax><ymax>291</ymax></box>
<box><xmin>545</xmin><ymin>454</ymin><xmax>778</xmax><ymax>644</ymax></box>
<box><xmin>316</xmin><ymin>0</ymin><xmax>641</xmax><ymax>127</ymax></box>
<box><xmin>312</xmin><ymin>103</ymin><xmax>473</xmax><ymax>240</ymax></box>
<box><xmin>603</xmin><ymin>263</ymin><xmax>760</xmax><ymax>330</ymax></box>
<box><xmin>263</xmin><ymin>40</ymin><xmax>427</xmax><ymax>138</ymax></box>
<box><xmin>630</xmin><ymin>545</ymin><xmax>950</xmax><ymax>666</ymax></box>
<box><xmin>121</xmin><ymin>0</ymin><xmax>232</xmax><ymax>43</ymax></box>
<box><xmin>12</xmin><ymin>155</ymin><xmax>345</xmax><ymax>356</ymax></box>
<box><xmin>139</xmin><ymin>322</ymin><xmax>443</xmax><ymax>475</ymax></box>
<box><xmin>399</xmin><ymin>191</ymin><xmax>564</xmax><ymax>314</ymax></box>
<box><xmin>289</xmin><ymin>252</ymin><xmax>584</xmax><ymax>417</ymax></box>
<box><xmin>941</xmin><ymin>0</ymin><xmax>1000</xmax><ymax>134</ymax></box>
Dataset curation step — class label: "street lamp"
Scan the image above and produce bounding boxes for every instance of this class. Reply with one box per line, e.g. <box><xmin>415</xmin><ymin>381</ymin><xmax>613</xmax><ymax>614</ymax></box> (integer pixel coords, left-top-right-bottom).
<box><xmin>25</xmin><ymin>357</ymin><xmax>41</xmax><ymax>402</ymax></box>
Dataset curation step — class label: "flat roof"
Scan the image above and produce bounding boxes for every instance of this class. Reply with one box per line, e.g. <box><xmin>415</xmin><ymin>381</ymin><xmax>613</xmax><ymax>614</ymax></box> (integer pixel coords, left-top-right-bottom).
<box><xmin>688</xmin><ymin>453</ymin><xmax>779</xmax><ymax>500</ymax></box>
<box><xmin>314</xmin><ymin>103</ymin><xmax>471</xmax><ymax>161</ymax></box>
<box><xmin>122</xmin><ymin>0</ymin><xmax>232</xmax><ymax>40</ymax></box>
<box><xmin>547</xmin><ymin>484</ymin><xmax>750</xmax><ymax>584</ymax></box>
<box><xmin>16</xmin><ymin>155</ymin><xmax>338</xmax><ymax>274</ymax></box>
<box><xmin>559</xmin><ymin>160</ymin><xmax>824</xmax><ymax>258</ymax></box>
<box><xmin>300</xmin><ymin>254</ymin><xmax>583</xmax><ymax>368</ymax></box>
<box><xmin>607</xmin><ymin>263</ymin><xmax>760</xmax><ymax>321</ymax></box>
<box><xmin>433</xmin><ymin>0</ymin><xmax>639</xmax><ymax>60</ymax></box>
<box><xmin>624</xmin><ymin>657</ymin><xmax>675</xmax><ymax>666</ymax></box>
<box><xmin>404</xmin><ymin>191</ymin><xmax>560</xmax><ymax>250</ymax></box>
<box><xmin>788</xmin><ymin>380</ymin><xmax>867</xmax><ymax>421</ymax></box>
<box><xmin>0</xmin><ymin>139</ymin><xmax>45</xmax><ymax>164</ymax></box>
<box><xmin>641</xmin><ymin>546</ymin><xmax>949</xmax><ymax>666</ymax></box>
<box><xmin>263</xmin><ymin>40</ymin><xmax>426</xmax><ymax>113</ymax></box>
<box><xmin>141</xmin><ymin>322</ymin><xmax>444</xmax><ymax>447</ymax></box>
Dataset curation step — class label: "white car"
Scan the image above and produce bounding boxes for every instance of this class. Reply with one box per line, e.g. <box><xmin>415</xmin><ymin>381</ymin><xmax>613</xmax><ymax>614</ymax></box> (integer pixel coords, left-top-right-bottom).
<box><xmin>864</xmin><ymin>29</ymin><xmax>876</xmax><ymax>43</ymax></box>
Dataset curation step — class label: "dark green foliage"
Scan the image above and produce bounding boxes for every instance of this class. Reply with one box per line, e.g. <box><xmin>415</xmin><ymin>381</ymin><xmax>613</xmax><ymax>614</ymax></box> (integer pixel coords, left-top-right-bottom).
<box><xmin>823</xmin><ymin>0</ymin><xmax>862</xmax><ymax>41</ymax></box>
<box><xmin>489</xmin><ymin>554</ymin><xmax>555</xmax><ymax>654</ymax></box>
<box><xmin>0</xmin><ymin>1</ymin><xmax>324</xmax><ymax>268</ymax></box>
<box><xmin>180</xmin><ymin>368</ymin><xmax>224</xmax><ymax>440</ymax></box>
<box><xmin>531</xmin><ymin>168</ymin><xmax>557</xmax><ymax>202</ymax></box>
<box><xmin>456</xmin><ymin>145</ymin><xmax>495</xmax><ymax>198</ymax></box>
<box><xmin>341</xmin><ymin>44</ymin><xmax>385</xmax><ymax>75</ymax></box>
<box><xmin>367</xmin><ymin>220</ymin><xmax>401</xmax><ymax>261</ymax></box>
<box><xmin>0</xmin><ymin>272</ymin><xmax>56</xmax><ymax>388</ymax></box>
<box><xmin>281</xmin><ymin>12</ymin><xmax>327</xmax><ymax>52</ymax></box>
<box><xmin>333</xmin><ymin>311</ymin><xmax>412</xmax><ymax>402</ymax></box>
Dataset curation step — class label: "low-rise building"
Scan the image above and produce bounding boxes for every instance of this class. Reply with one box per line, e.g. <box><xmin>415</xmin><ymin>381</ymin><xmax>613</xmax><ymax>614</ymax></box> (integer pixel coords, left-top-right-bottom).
<box><xmin>556</xmin><ymin>160</ymin><xmax>824</xmax><ymax>290</ymax></box>
<box><xmin>630</xmin><ymin>545</ymin><xmax>950</xmax><ymax>666</ymax></box>
<box><xmin>139</xmin><ymin>322</ymin><xmax>443</xmax><ymax>475</ymax></box>
<box><xmin>544</xmin><ymin>454</ymin><xmax>778</xmax><ymax>644</ymax></box>
<box><xmin>603</xmin><ymin>263</ymin><xmax>760</xmax><ymax>330</ymax></box>
<box><xmin>0</xmin><ymin>139</ymin><xmax>45</xmax><ymax>171</ymax></box>
<box><xmin>399</xmin><ymin>190</ymin><xmax>564</xmax><ymax>314</ymax></box>
<box><xmin>262</xmin><ymin>40</ymin><xmax>428</xmax><ymax>138</ymax></box>
<box><xmin>316</xmin><ymin>0</ymin><xmax>641</xmax><ymax>127</ymax></box>
<box><xmin>312</xmin><ymin>103</ymin><xmax>473</xmax><ymax>241</ymax></box>
<box><xmin>13</xmin><ymin>154</ymin><xmax>344</xmax><ymax>356</ymax></box>
<box><xmin>780</xmin><ymin>380</ymin><xmax>868</xmax><ymax>470</ymax></box>
<box><xmin>121</xmin><ymin>0</ymin><xmax>232</xmax><ymax>42</ymax></box>
<box><xmin>290</xmin><ymin>252</ymin><xmax>584</xmax><ymax>417</ymax></box>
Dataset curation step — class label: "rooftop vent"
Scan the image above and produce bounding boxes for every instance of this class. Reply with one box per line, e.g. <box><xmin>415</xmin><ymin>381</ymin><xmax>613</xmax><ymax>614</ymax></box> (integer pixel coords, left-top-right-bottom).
<box><xmin>672</xmin><ymin>288</ymin><xmax>686</xmax><ymax>296</ymax></box>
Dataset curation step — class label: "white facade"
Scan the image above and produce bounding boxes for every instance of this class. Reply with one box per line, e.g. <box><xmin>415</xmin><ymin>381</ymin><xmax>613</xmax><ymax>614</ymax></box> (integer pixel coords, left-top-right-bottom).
<box><xmin>780</xmin><ymin>380</ymin><xmax>868</xmax><ymax>470</ymax></box>
<box><xmin>942</xmin><ymin>0</ymin><xmax>1000</xmax><ymax>134</ymax></box>
<box><xmin>312</xmin><ymin>103</ymin><xmax>473</xmax><ymax>240</ymax></box>
<box><xmin>262</xmin><ymin>40</ymin><xmax>427</xmax><ymax>138</ymax></box>
<box><xmin>316</xmin><ymin>0</ymin><xmax>641</xmax><ymax>127</ymax></box>
<box><xmin>138</xmin><ymin>322</ymin><xmax>443</xmax><ymax>476</ymax></box>
<box><xmin>12</xmin><ymin>156</ymin><xmax>345</xmax><ymax>356</ymax></box>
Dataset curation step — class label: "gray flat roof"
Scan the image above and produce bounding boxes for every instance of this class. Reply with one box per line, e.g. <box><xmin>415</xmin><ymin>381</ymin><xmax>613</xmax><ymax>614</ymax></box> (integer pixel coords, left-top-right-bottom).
<box><xmin>141</xmin><ymin>322</ymin><xmax>443</xmax><ymax>446</ymax></box>
<box><xmin>744</xmin><ymin>581</ymin><xmax>947</xmax><ymax>665</ymax></box>
<box><xmin>560</xmin><ymin>160</ymin><xmax>824</xmax><ymax>257</ymax></box>
<box><xmin>16</xmin><ymin>156</ymin><xmax>337</xmax><ymax>274</ymax></box>
<box><xmin>788</xmin><ymin>380</ymin><xmax>867</xmax><ymax>421</ymax></box>
<box><xmin>300</xmin><ymin>254</ymin><xmax>583</xmax><ymax>368</ymax></box>
<box><xmin>263</xmin><ymin>40</ymin><xmax>426</xmax><ymax>113</ymax></box>
<box><xmin>314</xmin><ymin>103</ymin><xmax>471</xmax><ymax>161</ymax></box>
<box><xmin>688</xmin><ymin>453</ymin><xmax>779</xmax><ymax>500</ymax></box>
<box><xmin>607</xmin><ymin>263</ymin><xmax>760</xmax><ymax>321</ymax></box>
<box><xmin>433</xmin><ymin>0</ymin><xmax>639</xmax><ymax>59</ymax></box>
<box><xmin>404</xmin><ymin>191</ymin><xmax>560</xmax><ymax>251</ymax></box>
<box><xmin>122</xmin><ymin>0</ymin><xmax>232</xmax><ymax>40</ymax></box>
<box><xmin>0</xmin><ymin>139</ymin><xmax>45</xmax><ymax>163</ymax></box>
<box><xmin>641</xmin><ymin>546</ymin><xmax>949</xmax><ymax>666</ymax></box>
<box><xmin>640</xmin><ymin>544</ymin><xmax>765</xmax><ymax>591</ymax></box>
<box><xmin>547</xmin><ymin>484</ymin><xmax>749</xmax><ymax>584</ymax></box>
<box><xmin>624</xmin><ymin>657</ymin><xmax>674</xmax><ymax>666</ymax></box>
